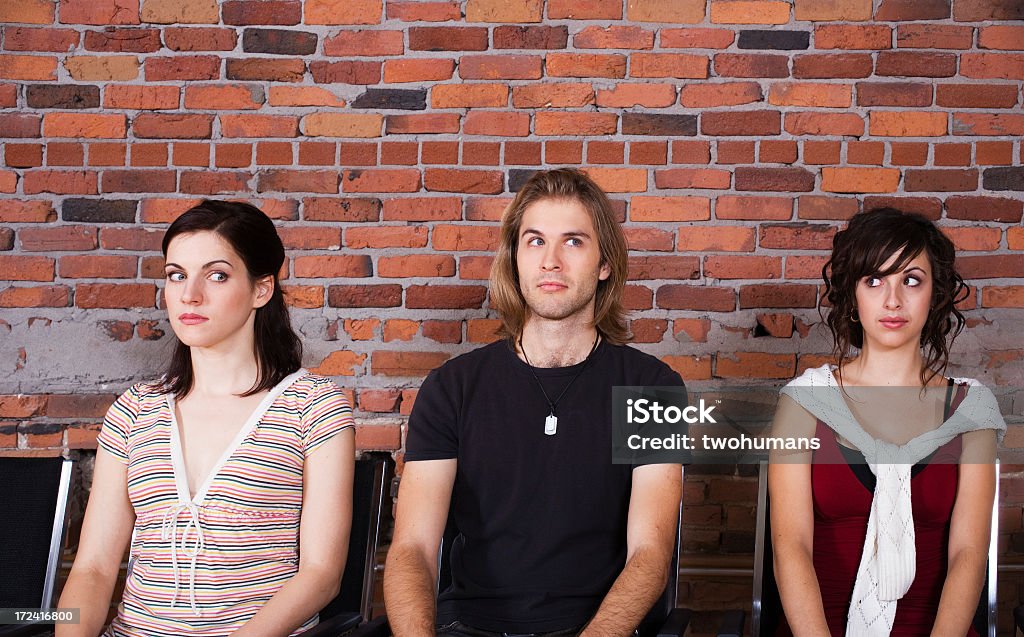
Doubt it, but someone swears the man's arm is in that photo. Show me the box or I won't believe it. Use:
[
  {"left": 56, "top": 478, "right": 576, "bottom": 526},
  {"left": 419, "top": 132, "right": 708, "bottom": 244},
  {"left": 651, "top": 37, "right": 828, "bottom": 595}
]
[
  {"left": 581, "top": 463, "right": 682, "bottom": 637},
  {"left": 384, "top": 459, "right": 457, "bottom": 637}
]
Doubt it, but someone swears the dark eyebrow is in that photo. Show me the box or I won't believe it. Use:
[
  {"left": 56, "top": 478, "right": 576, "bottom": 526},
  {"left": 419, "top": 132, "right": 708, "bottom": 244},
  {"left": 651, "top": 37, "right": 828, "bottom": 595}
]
[
  {"left": 903, "top": 266, "right": 927, "bottom": 275},
  {"left": 163, "top": 260, "right": 233, "bottom": 270},
  {"left": 520, "top": 228, "right": 592, "bottom": 240}
]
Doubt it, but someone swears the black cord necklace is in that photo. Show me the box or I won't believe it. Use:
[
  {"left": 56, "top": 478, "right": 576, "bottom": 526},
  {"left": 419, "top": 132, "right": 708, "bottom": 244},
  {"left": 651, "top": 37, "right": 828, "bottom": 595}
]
[{"left": 518, "top": 332, "right": 601, "bottom": 436}]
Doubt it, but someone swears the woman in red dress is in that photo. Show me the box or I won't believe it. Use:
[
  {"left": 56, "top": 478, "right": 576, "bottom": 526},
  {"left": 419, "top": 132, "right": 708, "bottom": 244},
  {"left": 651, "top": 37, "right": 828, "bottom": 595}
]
[{"left": 769, "top": 208, "right": 1002, "bottom": 636}]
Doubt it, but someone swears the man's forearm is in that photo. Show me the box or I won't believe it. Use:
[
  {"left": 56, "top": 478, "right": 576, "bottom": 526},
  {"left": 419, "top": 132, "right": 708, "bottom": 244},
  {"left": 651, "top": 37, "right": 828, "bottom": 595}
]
[
  {"left": 580, "top": 547, "right": 669, "bottom": 637},
  {"left": 384, "top": 545, "right": 440, "bottom": 637}
]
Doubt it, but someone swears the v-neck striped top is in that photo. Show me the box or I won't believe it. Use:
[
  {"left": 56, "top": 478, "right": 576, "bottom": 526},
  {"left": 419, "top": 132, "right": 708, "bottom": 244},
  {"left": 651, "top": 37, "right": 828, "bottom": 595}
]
[{"left": 97, "top": 370, "right": 354, "bottom": 637}]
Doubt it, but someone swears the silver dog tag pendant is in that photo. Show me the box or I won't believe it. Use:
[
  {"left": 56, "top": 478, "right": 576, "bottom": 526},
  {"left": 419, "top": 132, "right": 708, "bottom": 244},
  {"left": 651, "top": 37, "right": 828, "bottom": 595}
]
[{"left": 544, "top": 414, "right": 558, "bottom": 436}]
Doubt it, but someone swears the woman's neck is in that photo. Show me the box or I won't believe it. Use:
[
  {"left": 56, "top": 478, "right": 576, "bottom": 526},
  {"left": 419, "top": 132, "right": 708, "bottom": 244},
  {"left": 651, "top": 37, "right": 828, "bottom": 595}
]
[
  {"left": 188, "top": 338, "right": 261, "bottom": 397},
  {"left": 840, "top": 343, "right": 930, "bottom": 387}
]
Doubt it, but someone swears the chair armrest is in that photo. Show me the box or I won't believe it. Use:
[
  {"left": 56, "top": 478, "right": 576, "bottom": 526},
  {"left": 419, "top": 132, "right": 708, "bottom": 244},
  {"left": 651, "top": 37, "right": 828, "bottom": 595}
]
[
  {"left": 716, "top": 609, "right": 745, "bottom": 637},
  {"left": 301, "top": 611, "right": 364, "bottom": 637},
  {"left": 654, "top": 608, "right": 691, "bottom": 637},
  {"left": 1015, "top": 604, "right": 1024, "bottom": 634}
]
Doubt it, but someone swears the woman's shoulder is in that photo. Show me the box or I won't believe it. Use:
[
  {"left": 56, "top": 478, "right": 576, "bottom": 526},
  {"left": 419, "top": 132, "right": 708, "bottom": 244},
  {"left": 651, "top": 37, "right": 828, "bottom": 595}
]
[
  {"left": 283, "top": 371, "right": 351, "bottom": 405},
  {"left": 783, "top": 363, "right": 834, "bottom": 389}
]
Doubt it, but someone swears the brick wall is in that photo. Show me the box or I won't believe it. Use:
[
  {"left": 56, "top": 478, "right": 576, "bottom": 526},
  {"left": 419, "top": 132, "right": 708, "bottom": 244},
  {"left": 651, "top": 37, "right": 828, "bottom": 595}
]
[{"left": 1, "top": 0, "right": 1023, "bottom": 633}]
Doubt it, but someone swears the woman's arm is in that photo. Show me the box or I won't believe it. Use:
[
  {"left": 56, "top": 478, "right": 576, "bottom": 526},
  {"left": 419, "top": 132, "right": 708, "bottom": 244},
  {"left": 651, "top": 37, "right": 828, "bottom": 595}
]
[
  {"left": 768, "top": 395, "right": 832, "bottom": 637},
  {"left": 56, "top": 448, "right": 136, "bottom": 637},
  {"left": 930, "top": 429, "right": 997, "bottom": 637},
  {"left": 232, "top": 427, "right": 356, "bottom": 637}
]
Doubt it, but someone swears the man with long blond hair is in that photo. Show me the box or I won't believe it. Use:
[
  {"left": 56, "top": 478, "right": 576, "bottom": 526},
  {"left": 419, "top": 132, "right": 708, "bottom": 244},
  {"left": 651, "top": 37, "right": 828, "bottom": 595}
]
[{"left": 384, "top": 168, "right": 685, "bottom": 637}]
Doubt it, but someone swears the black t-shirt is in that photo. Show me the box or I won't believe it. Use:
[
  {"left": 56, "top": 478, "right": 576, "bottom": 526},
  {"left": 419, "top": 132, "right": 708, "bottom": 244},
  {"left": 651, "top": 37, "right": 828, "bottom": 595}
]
[{"left": 405, "top": 338, "right": 685, "bottom": 632}]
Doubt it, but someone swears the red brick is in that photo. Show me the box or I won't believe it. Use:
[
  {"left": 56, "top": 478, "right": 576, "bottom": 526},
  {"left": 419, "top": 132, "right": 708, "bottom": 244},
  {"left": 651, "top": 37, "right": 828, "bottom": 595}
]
[
  {"left": 661, "top": 28, "right": 735, "bottom": 48},
  {"left": 657, "top": 285, "right": 735, "bottom": 311},
  {"left": 904, "top": 169, "right": 978, "bottom": 192},
  {"left": 59, "top": 0, "right": 139, "bottom": 24},
  {"left": 0, "top": 255, "right": 56, "bottom": 281},
  {"left": 372, "top": 351, "right": 449, "bottom": 377},
  {"left": 896, "top": 24, "right": 972, "bottom": 49},
  {"left": 76, "top": 283, "right": 155, "bottom": 308},
  {"left": 281, "top": 285, "right": 323, "bottom": 309},
  {"left": 128, "top": 143, "right": 167, "bottom": 167},
  {"left": 303, "top": 198, "right": 380, "bottom": 222},
  {"left": 958, "top": 255, "right": 1024, "bottom": 280},
  {"left": 982, "top": 286, "right": 1024, "bottom": 308},
  {"left": 340, "top": 169, "right": 419, "bottom": 194},
  {"left": 870, "top": 111, "right": 947, "bottom": 136},
  {"left": 785, "top": 112, "right": 864, "bottom": 136},
  {"left": 268, "top": 86, "right": 345, "bottom": 108},
  {"left": 99, "top": 226, "right": 162, "bottom": 251},
  {"left": 629, "top": 141, "right": 668, "bottom": 165},
  {"left": 407, "top": 285, "right": 487, "bottom": 309},
  {"left": 293, "top": 255, "right": 372, "bottom": 278},
  {"left": 628, "top": 255, "right": 702, "bottom": 280},
  {"left": 975, "top": 141, "right": 1013, "bottom": 165},
  {"left": 179, "top": 171, "right": 249, "bottom": 194},
  {"left": 548, "top": 0, "right": 621, "bottom": 19},
  {"left": 820, "top": 167, "right": 899, "bottom": 193},
  {"left": 345, "top": 226, "right": 427, "bottom": 249},
  {"left": 545, "top": 140, "right": 584, "bottom": 164},
  {"left": 814, "top": 24, "right": 892, "bottom": 50},
  {"left": 143, "top": 0, "right": 219, "bottom": 24},
  {"left": 768, "top": 83, "right": 851, "bottom": 108},
  {"left": 702, "top": 110, "right": 780, "bottom": 136},
  {"left": 876, "top": 51, "right": 957, "bottom": 78},
  {"left": 432, "top": 84, "right": 507, "bottom": 108},
  {"left": 587, "top": 141, "right": 624, "bottom": 164},
  {"left": 420, "top": 141, "right": 457, "bottom": 164},
  {"left": 58, "top": 254, "right": 135, "bottom": 278},
  {"left": 955, "top": 113, "right": 1024, "bottom": 136},
  {"left": 759, "top": 140, "right": 798, "bottom": 163},
  {"left": 303, "top": 0, "right": 381, "bottom": 24},
  {"left": 0, "top": 201, "right": 55, "bottom": 223},
  {"left": 937, "top": 84, "right": 1018, "bottom": 108},
  {"left": 953, "top": 0, "right": 1024, "bottom": 21},
  {"left": 258, "top": 170, "right": 337, "bottom": 194},
  {"left": 631, "top": 53, "right": 708, "bottom": 79},
  {"left": 102, "top": 85, "right": 178, "bottom": 110},
  {"left": 739, "top": 283, "right": 816, "bottom": 308},
  {"left": 311, "top": 350, "right": 366, "bottom": 376},
  {"left": 705, "top": 255, "right": 781, "bottom": 280},
  {"left": 387, "top": 1, "right": 460, "bottom": 20},
  {"left": 535, "top": 112, "right": 617, "bottom": 136},
  {"left": 502, "top": 141, "right": 540, "bottom": 164},
  {"left": 463, "top": 112, "right": 530, "bottom": 137},
  {"left": 277, "top": 227, "right": 342, "bottom": 250},
  {"left": 716, "top": 352, "right": 795, "bottom": 379},
  {"left": 100, "top": 169, "right": 174, "bottom": 193},
  {"left": 424, "top": 169, "right": 503, "bottom": 194},
  {"left": 846, "top": 141, "right": 884, "bottom": 165},
  {"left": 876, "top": 0, "right": 950, "bottom": 20},
  {"left": 144, "top": 55, "right": 220, "bottom": 81},
  {"left": 409, "top": 26, "right": 488, "bottom": 51},
  {"left": 222, "top": 0, "right": 301, "bottom": 24},
  {"left": 0, "top": 84, "right": 15, "bottom": 107},
  {"left": 596, "top": 83, "right": 676, "bottom": 108},
  {"left": 630, "top": 196, "right": 711, "bottom": 221},
  {"left": 383, "top": 58, "right": 454, "bottom": 83},
  {"left": 583, "top": 167, "right": 647, "bottom": 193},
  {"left": 654, "top": 168, "right": 731, "bottom": 190},
  {"left": 459, "top": 255, "right": 494, "bottom": 279},
  {"left": 227, "top": 58, "right": 306, "bottom": 82},
  {"left": 44, "top": 113, "right": 126, "bottom": 139},
  {"left": 794, "top": 54, "right": 872, "bottom": 79},
  {"left": 512, "top": 83, "right": 595, "bottom": 108},
  {"left": 624, "top": 228, "right": 674, "bottom": 252},
  {"left": 164, "top": 27, "right": 237, "bottom": 51},
  {"left": 308, "top": 60, "right": 380, "bottom": 84},
  {"left": 4, "top": 27, "right": 79, "bottom": 51},
  {"left": 934, "top": 143, "right": 971, "bottom": 166},
  {"left": 676, "top": 83, "right": 761, "bottom": 109},
  {"left": 0, "top": 0, "right": 55, "bottom": 23},
  {"left": 378, "top": 255, "right": 455, "bottom": 278},
  {"left": 0, "top": 285, "right": 69, "bottom": 308},
  {"left": 323, "top": 30, "right": 402, "bottom": 56},
  {"left": 385, "top": 114, "right": 460, "bottom": 135},
  {"left": 887, "top": 142, "right": 926, "bottom": 166},
  {"left": 713, "top": 54, "right": 788, "bottom": 78},
  {"left": 23, "top": 170, "right": 98, "bottom": 195},
  {"left": 0, "top": 55, "right": 58, "bottom": 80},
  {"left": 6, "top": 144, "right": 43, "bottom": 168},
  {"left": 0, "top": 114, "right": 41, "bottom": 138},
  {"left": 855, "top": 82, "right": 933, "bottom": 107},
  {"left": 678, "top": 226, "right": 755, "bottom": 252},
  {"left": 863, "top": 196, "right": 942, "bottom": 219},
  {"left": 574, "top": 25, "right": 655, "bottom": 49},
  {"left": 961, "top": 54, "right": 1024, "bottom": 80},
  {"left": 547, "top": 53, "right": 627, "bottom": 78},
  {"left": 711, "top": 0, "right": 790, "bottom": 24},
  {"left": 220, "top": 114, "right": 298, "bottom": 138},
  {"left": 734, "top": 167, "right": 814, "bottom": 192},
  {"left": 459, "top": 55, "right": 541, "bottom": 80},
  {"left": 944, "top": 227, "right": 1001, "bottom": 252},
  {"left": 716, "top": 195, "right": 792, "bottom": 220},
  {"left": 979, "top": 26, "right": 1024, "bottom": 51},
  {"left": 49, "top": 142, "right": 86, "bottom": 166},
  {"left": 184, "top": 84, "right": 263, "bottom": 110}
]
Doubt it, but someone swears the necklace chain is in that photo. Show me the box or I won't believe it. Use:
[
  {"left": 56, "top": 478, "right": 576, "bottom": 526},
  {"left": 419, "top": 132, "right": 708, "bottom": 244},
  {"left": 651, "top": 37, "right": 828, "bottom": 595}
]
[{"left": 518, "top": 333, "right": 600, "bottom": 435}]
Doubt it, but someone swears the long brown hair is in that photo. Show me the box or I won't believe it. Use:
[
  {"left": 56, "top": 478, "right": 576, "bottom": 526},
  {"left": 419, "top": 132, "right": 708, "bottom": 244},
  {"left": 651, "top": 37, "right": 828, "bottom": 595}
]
[
  {"left": 489, "top": 168, "right": 630, "bottom": 344},
  {"left": 822, "top": 207, "right": 967, "bottom": 386},
  {"left": 160, "top": 200, "right": 302, "bottom": 397}
]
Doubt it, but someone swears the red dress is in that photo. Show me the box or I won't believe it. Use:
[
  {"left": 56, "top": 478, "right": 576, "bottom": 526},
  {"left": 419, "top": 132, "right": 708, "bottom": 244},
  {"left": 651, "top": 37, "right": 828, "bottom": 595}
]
[{"left": 777, "top": 387, "right": 979, "bottom": 637}]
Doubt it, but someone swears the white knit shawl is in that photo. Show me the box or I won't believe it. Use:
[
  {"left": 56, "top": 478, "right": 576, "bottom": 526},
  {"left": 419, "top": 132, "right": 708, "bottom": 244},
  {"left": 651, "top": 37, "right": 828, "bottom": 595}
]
[{"left": 780, "top": 364, "right": 1006, "bottom": 637}]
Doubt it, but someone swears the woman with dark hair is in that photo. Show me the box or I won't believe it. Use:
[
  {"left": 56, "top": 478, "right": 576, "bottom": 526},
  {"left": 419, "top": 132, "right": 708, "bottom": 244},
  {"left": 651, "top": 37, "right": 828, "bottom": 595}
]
[
  {"left": 59, "top": 200, "right": 355, "bottom": 637},
  {"left": 769, "top": 208, "right": 1004, "bottom": 636}
]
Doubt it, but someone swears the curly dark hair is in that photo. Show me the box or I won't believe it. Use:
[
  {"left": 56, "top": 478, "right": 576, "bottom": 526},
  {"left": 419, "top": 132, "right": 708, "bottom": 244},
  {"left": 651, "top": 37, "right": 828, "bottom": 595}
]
[{"left": 822, "top": 207, "right": 968, "bottom": 386}]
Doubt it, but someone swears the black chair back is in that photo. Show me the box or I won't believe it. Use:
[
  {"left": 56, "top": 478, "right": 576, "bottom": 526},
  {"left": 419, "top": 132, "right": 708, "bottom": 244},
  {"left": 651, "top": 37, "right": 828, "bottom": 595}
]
[
  {"left": 0, "top": 456, "right": 74, "bottom": 609},
  {"left": 318, "top": 454, "right": 392, "bottom": 625}
]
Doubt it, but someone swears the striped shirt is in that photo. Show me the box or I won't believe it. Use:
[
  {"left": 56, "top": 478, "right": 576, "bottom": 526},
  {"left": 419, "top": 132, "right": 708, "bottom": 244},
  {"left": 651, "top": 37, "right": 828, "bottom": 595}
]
[{"left": 97, "top": 369, "right": 354, "bottom": 637}]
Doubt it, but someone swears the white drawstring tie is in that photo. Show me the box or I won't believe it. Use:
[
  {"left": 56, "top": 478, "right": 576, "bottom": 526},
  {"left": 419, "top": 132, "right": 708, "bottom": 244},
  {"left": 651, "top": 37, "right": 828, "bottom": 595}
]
[{"left": 160, "top": 502, "right": 206, "bottom": 616}]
